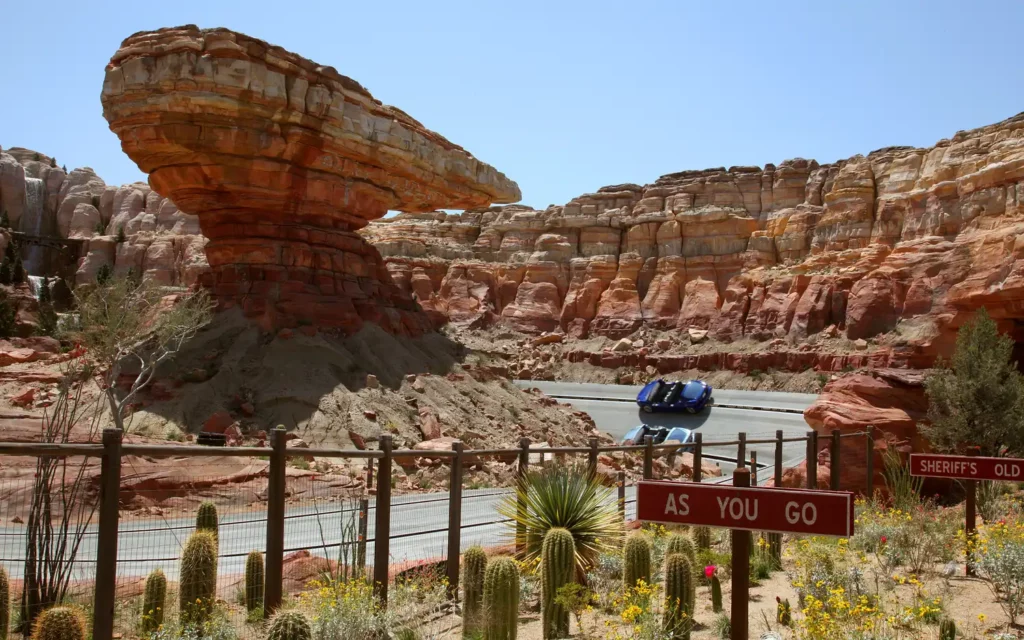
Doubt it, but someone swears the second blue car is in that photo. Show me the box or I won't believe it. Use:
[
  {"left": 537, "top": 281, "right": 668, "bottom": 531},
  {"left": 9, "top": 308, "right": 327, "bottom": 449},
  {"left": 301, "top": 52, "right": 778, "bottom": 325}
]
[{"left": 636, "top": 379, "right": 713, "bottom": 414}]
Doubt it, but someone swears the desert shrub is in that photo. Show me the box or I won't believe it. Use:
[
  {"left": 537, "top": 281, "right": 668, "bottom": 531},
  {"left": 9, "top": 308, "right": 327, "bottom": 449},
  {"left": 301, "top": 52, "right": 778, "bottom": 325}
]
[
  {"left": 295, "top": 579, "right": 393, "bottom": 640},
  {"left": 975, "top": 517, "right": 1024, "bottom": 624},
  {"left": 882, "top": 448, "right": 923, "bottom": 512},
  {"left": 853, "top": 500, "right": 960, "bottom": 576},
  {"left": 147, "top": 608, "right": 238, "bottom": 640}
]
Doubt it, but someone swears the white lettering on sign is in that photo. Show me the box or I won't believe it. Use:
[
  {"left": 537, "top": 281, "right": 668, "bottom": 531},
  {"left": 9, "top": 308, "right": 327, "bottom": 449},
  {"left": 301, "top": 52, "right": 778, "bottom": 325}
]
[
  {"left": 716, "top": 496, "right": 758, "bottom": 521},
  {"left": 920, "top": 459, "right": 978, "bottom": 476},
  {"left": 785, "top": 501, "right": 818, "bottom": 526},
  {"left": 664, "top": 492, "right": 690, "bottom": 516},
  {"left": 995, "top": 463, "right": 1021, "bottom": 478}
]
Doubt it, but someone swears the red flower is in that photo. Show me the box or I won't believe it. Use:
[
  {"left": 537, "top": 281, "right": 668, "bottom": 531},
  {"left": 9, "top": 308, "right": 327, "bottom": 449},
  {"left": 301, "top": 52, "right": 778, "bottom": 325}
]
[
  {"left": 880, "top": 535, "right": 887, "bottom": 545},
  {"left": 704, "top": 565, "right": 716, "bottom": 578}
]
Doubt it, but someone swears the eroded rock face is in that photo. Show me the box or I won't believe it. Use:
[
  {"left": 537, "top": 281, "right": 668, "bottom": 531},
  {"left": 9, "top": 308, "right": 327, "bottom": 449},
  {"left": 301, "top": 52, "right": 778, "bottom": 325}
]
[
  {"left": 101, "top": 25, "right": 519, "bottom": 333},
  {"left": 364, "top": 112, "right": 1024, "bottom": 360}
]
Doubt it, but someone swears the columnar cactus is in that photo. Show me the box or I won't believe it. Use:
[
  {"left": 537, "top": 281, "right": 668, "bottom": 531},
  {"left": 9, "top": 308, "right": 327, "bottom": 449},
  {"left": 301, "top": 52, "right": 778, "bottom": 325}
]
[
  {"left": 663, "top": 554, "right": 693, "bottom": 640},
  {"left": 710, "top": 574, "right": 722, "bottom": 613},
  {"left": 30, "top": 607, "right": 86, "bottom": 640},
  {"left": 463, "top": 545, "right": 488, "bottom": 635},
  {"left": 665, "top": 533, "right": 697, "bottom": 607},
  {"left": 179, "top": 530, "right": 218, "bottom": 626},
  {"left": 623, "top": 533, "right": 652, "bottom": 589},
  {"left": 141, "top": 569, "right": 167, "bottom": 632},
  {"left": 196, "top": 501, "right": 219, "bottom": 539},
  {"left": 541, "top": 528, "right": 574, "bottom": 639},
  {"left": 245, "top": 551, "right": 265, "bottom": 614},
  {"left": 266, "top": 611, "right": 313, "bottom": 640},
  {"left": 939, "top": 617, "right": 956, "bottom": 640},
  {"left": 0, "top": 566, "right": 9, "bottom": 640},
  {"left": 692, "top": 526, "right": 712, "bottom": 550},
  {"left": 483, "top": 556, "right": 519, "bottom": 640}
]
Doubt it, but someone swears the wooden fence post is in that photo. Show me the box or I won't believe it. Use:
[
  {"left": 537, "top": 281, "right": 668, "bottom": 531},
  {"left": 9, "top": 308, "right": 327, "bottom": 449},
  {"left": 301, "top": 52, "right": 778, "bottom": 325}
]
[
  {"left": 966, "top": 446, "right": 980, "bottom": 577},
  {"left": 737, "top": 431, "right": 747, "bottom": 469},
  {"left": 806, "top": 431, "right": 818, "bottom": 489},
  {"left": 92, "top": 428, "right": 122, "bottom": 640},
  {"left": 750, "top": 450, "right": 758, "bottom": 486},
  {"left": 731, "top": 467, "right": 751, "bottom": 640},
  {"left": 643, "top": 435, "right": 654, "bottom": 480},
  {"left": 517, "top": 438, "right": 530, "bottom": 556},
  {"left": 264, "top": 426, "right": 287, "bottom": 617},
  {"left": 618, "top": 471, "right": 626, "bottom": 519},
  {"left": 865, "top": 425, "right": 875, "bottom": 498},
  {"left": 830, "top": 429, "right": 841, "bottom": 491},
  {"left": 769, "top": 430, "right": 784, "bottom": 565},
  {"left": 446, "top": 440, "right": 464, "bottom": 599},
  {"left": 374, "top": 434, "right": 393, "bottom": 605},
  {"left": 588, "top": 436, "right": 599, "bottom": 477},
  {"left": 691, "top": 432, "right": 703, "bottom": 483}
]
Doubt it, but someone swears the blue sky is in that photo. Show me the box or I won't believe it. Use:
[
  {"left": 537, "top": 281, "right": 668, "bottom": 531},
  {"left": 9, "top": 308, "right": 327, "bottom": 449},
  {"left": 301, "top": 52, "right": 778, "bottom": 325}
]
[{"left": 2, "top": 0, "right": 1023, "bottom": 210}]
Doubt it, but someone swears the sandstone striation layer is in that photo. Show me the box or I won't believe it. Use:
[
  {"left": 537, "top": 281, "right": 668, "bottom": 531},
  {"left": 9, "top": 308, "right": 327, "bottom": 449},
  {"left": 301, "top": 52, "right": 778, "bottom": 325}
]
[
  {"left": 365, "top": 113, "right": 1024, "bottom": 360},
  {"left": 101, "top": 25, "right": 519, "bottom": 333}
]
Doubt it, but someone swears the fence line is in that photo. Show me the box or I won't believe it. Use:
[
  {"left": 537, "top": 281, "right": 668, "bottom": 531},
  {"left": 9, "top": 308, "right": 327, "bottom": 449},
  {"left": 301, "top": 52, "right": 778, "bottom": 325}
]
[{"left": 0, "top": 424, "right": 880, "bottom": 640}]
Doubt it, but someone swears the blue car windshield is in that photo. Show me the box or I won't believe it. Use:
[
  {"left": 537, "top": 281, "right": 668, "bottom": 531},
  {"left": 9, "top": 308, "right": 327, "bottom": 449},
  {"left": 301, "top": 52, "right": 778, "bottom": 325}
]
[{"left": 681, "top": 381, "right": 704, "bottom": 400}]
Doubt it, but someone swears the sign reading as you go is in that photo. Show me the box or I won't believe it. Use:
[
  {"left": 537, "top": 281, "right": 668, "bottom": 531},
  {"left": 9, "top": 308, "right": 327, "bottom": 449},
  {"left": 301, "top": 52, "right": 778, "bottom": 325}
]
[
  {"left": 636, "top": 480, "right": 855, "bottom": 537},
  {"left": 910, "top": 453, "right": 1024, "bottom": 482}
]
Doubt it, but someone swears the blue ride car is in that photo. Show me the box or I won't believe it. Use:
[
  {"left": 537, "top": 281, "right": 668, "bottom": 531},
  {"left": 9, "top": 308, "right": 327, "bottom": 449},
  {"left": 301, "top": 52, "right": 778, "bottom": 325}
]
[{"left": 636, "top": 379, "right": 713, "bottom": 414}]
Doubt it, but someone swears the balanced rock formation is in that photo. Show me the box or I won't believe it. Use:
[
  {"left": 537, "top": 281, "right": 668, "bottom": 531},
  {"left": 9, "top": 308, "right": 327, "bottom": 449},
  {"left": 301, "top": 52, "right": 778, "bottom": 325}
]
[
  {"left": 365, "top": 113, "right": 1024, "bottom": 361},
  {"left": 101, "top": 25, "right": 519, "bottom": 333}
]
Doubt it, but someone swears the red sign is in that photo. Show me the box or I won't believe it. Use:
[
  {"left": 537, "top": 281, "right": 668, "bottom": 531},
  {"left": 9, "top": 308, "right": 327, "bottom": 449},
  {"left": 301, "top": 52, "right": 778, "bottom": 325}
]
[
  {"left": 910, "top": 453, "right": 1024, "bottom": 482},
  {"left": 637, "top": 480, "right": 855, "bottom": 537}
]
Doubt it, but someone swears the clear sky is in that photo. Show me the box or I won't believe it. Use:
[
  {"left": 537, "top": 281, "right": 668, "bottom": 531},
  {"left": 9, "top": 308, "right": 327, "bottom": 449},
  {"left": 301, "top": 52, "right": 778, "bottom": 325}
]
[{"left": 2, "top": 0, "right": 1023, "bottom": 210}]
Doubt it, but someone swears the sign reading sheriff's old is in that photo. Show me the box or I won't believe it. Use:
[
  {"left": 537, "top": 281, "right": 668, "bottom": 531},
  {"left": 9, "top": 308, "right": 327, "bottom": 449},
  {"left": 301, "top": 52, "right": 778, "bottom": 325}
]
[
  {"left": 910, "top": 453, "right": 1024, "bottom": 482},
  {"left": 636, "top": 480, "right": 855, "bottom": 537}
]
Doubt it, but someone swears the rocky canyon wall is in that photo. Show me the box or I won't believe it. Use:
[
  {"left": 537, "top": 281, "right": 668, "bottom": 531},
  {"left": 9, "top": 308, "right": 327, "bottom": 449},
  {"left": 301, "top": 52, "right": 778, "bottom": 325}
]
[
  {"left": 0, "top": 146, "right": 208, "bottom": 287},
  {"left": 364, "top": 112, "right": 1024, "bottom": 361}
]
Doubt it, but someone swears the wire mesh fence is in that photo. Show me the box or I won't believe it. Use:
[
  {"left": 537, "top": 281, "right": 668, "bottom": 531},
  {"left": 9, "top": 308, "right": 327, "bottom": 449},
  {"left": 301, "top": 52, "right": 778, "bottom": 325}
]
[{"left": 0, "top": 424, "right": 879, "bottom": 640}]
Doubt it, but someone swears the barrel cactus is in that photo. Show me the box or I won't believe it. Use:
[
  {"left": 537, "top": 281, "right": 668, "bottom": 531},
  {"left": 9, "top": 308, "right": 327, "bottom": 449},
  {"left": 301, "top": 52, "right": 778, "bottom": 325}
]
[
  {"left": 483, "top": 556, "right": 519, "bottom": 640},
  {"left": 30, "top": 607, "right": 86, "bottom": 640},
  {"left": 663, "top": 554, "right": 693, "bottom": 640},
  {"left": 541, "top": 527, "right": 574, "bottom": 639},
  {"left": 463, "top": 545, "right": 488, "bottom": 634},
  {"left": 692, "top": 526, "right": 712, "bottom": 550},
  {"left": 179, "top": 530, "right": 218, "bottom": 626},
  {"left": 623, "top": 533, "right": 652, "bottom": 589},
  {"left": 0, "top": 566, "right": 9, "bottom": 640},
  {"left": 710, "top": 573, "right": 722, "bottom": 613},
  {"left": 665, "top": 533, "right": 698, "bottom": 605},
  {"left": 939, "top": 617, "right": 956, "bottom": 640},
  {"left": 141, "top": 568, "right": 167, "bottom": 632},
  {"left": 245, "top": 551, "right": 265, "bottom": 614},
  {"left": 266, "top": 611, "right": 312, "bottom": 640},
  {"left": 196, "top": 501, "right": 219, "bottom": 538}
]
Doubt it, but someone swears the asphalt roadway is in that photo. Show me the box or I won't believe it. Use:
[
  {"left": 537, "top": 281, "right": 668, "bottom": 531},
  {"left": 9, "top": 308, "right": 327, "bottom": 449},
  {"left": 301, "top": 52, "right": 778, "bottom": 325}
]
[{"left": 0, "top": 383, "right": 816, "bottom": 579}]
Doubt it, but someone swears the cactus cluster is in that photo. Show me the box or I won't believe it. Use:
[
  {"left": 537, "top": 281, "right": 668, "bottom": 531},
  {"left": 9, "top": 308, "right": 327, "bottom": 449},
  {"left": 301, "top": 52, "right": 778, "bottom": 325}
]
[
  {"left": 30, "top": 607, "right": 86, "bottom": 640},
  {"left": 142, "top": 569, "right": 167, "bottom": 632},
  {"left": 196, "top": 501, "right": 219, "bottom": 538},
  {"left": 266, "top": 611, "right": 312, "bottom": 640},
  {"left": 180, "top": 530, "right": 219, "bottom": 626},
  {"left": 463, "top": 545, "right": 488, "bottom": 635},
  {"left": 663, "top": 554, "right": 693, "bottom": 640},
  {"left": 939, "top": 617, "right": 956, "bottom": 640},
  {"left": 623, "top": 533, "right": 652, "bottom": 589},
  {"left": 483, "top": 557, "right": 519, "bottom": 640},
  {"left": 541, "top": 528, "right": 574, "bottom": 639},
  {"left": 0, "top": 566, "right": 9, "bottom": 640},
  {"left": 245, "top": 551, "right": 265, "bottom": 614},
  {"left": 692, "top": 526, "right": 712, "bottom": 550}
]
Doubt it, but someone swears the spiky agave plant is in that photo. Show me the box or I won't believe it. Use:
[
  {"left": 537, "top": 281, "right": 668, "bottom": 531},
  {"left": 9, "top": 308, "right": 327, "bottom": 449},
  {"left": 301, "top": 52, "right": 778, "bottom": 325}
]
[{"left": 497, "top": 462, "right": 622, "bottom": 574}]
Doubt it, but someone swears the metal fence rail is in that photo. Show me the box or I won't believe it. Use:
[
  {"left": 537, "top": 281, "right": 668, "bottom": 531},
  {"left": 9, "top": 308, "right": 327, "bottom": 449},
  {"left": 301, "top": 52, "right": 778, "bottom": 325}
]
[{"left": 0, "top": 424, "right": 880, "bottom": 640}]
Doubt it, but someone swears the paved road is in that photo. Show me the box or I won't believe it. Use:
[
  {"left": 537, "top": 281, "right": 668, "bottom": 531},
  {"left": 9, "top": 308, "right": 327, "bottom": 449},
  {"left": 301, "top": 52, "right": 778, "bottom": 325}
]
[
  {"left": 515, "top": 380, "right": 817, "bottom": 413},
  {"left": 0, "top": 384, "right": 815, "bottom": 579}
]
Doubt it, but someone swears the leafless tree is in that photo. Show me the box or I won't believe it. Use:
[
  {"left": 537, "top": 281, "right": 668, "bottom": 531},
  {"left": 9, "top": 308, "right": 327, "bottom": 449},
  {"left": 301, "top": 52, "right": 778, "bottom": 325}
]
[{"left": 74, "top": 276, "right": 213, "bottom": 432}]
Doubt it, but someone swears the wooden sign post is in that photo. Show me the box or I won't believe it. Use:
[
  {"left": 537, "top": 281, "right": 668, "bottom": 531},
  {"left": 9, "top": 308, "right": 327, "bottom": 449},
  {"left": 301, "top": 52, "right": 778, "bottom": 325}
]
[
  {"left": 637, "top": 476, "right": 855, "bottom": 639},
  {"left": 910, "top": 450, "right": 1024, "bottom": 576}
]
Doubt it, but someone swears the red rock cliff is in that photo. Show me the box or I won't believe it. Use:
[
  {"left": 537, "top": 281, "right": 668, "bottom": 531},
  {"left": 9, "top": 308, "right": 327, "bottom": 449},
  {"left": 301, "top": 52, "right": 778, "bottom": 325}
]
[{"left": 363, "top": 113, "right": 1024, "bottom": 359}]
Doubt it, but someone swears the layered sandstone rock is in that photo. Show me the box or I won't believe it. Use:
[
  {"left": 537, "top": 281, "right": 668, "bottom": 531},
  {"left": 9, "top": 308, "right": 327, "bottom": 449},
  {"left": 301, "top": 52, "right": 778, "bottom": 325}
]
[
  {"left": 101, "top": 25, "right": 519, "bottom": 333},
  {"left": 365, "top": 112, "right": 1024, "bottom": 360}
]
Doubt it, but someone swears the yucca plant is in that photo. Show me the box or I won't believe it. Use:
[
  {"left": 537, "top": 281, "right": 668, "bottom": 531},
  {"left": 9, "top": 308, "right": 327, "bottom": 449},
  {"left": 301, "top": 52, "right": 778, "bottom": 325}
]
[{"left": 497, "top": 462, "right": 622, "bottom": 574}]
